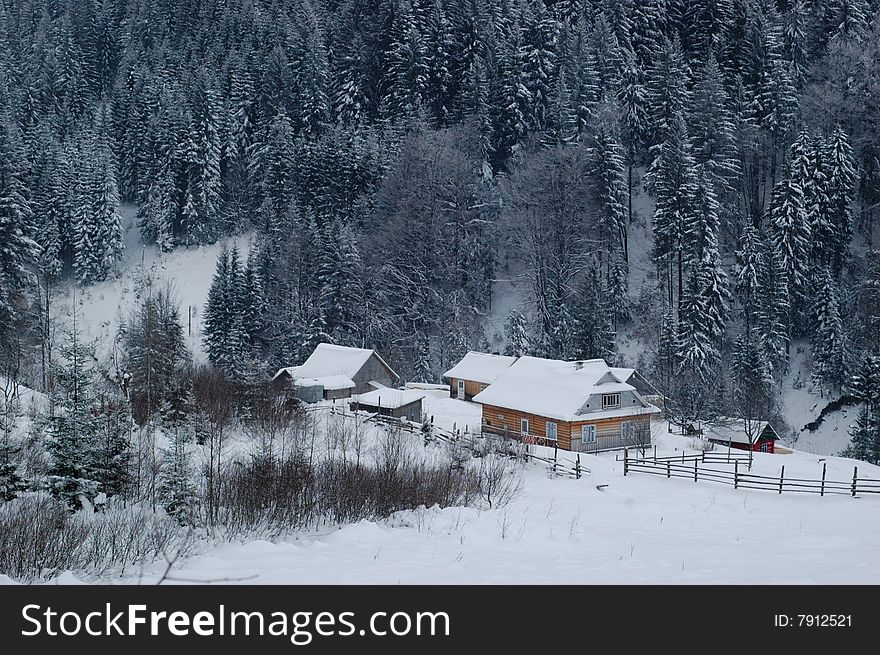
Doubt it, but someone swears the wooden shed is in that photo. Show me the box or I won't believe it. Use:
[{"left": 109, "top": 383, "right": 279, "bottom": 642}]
[
  {"left": 291, "top": 375, "right": 356, "bottom": 402},
  {"left": 704, "top": 420, "right": 779, "bottom": 453},
  {"left": 350, "top": 389, "right": 425, "bottom": 422},
  {"left": 272, "top": 343, "right": 400, "bottom": 398}
]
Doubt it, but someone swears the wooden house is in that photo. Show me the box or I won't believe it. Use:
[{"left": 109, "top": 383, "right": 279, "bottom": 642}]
[
  {"left": 443, "top": 352, "right": 518, "bottom": 401},
  {"left": 350, "top": 388, "right": 424, "bottom": 422},
  {"left": 704, "top": 420, "right": 779, "bottom": 453},
  {"left": 472, "top": 356, "right": 661, "bottom": 452},
  {"left": 272, "top": 343, "right": 400, "bottom": 399}
]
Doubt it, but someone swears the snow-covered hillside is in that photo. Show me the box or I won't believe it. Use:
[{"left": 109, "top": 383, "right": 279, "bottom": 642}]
[
  {"left": 54, "top": 206, "right": 253, "bottom": 363},
  {"left": 62, "top": 184, "right": 862, "bottom": 457},
  {"left": 8, "top": 391, "right": 876, "bottom": 585}
]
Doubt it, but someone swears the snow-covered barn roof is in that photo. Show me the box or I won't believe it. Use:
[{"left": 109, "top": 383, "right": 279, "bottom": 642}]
[
  {"left": 472, "top": 356, "right": 660, "bottom": 422},
  {"left": 704, "top": 420, "right": 779, "bottom": 445},
  {"left": 353, "top": 388, "right": 424, "bottom": 409},
  {"left": 443, "top": 351, "right": 518, "bottom": 384},
  {"left": 292, "top": 375, "right": 355, "bottom": 391},
  {"left": 272, "top": 343, "right": 398, "bottom": 382}
]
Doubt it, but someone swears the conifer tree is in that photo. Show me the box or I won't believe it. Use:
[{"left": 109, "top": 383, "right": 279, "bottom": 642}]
[
  {"left": 811, "top": 267, "right": 847, "bottom": 392},
  {"left": 769, "top": 162, "right": 811, "bottom": 319},
  {"left": 503, "top": 309, "right": 530, "bottom": 357},
  {"left": 570, "top": 265, "right": 617, "bottom": 362}
]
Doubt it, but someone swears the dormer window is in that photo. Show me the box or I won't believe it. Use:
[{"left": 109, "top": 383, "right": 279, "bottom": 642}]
[{"left": 602, "top": 393, "right": 621, "bottom": 409}]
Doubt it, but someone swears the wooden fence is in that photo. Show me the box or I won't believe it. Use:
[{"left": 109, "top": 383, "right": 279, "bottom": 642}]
[
  {"left": 321, "top": 405, "right": 589, "bottom": 480},
  {"left": 623, "top": 449, "right": 880, "bottom": 497}
]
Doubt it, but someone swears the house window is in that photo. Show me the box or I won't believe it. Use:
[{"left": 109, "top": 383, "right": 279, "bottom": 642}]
[
  {"left": 479, "top": 384, "right": 487, "bottom": 392},
  {"left": 457, "top": 380, "right": 465, "bottom": 399},
  {"left": 760, "top": 442, "right": 770, "bottom": 453},
  {"left": 621, "top": 421, "right": 635, "bottom": 440},
  {"left": 581, "top": 424, "right": 596, "bottom": 444},
  {"left": 602, "top": 393, "right": 621, "bottom": 409},
  {"left": 520, "top": 418, "right": 529, "bottom": 434},
  {"left": 545, "top": 422, "right": 558, "bottom": 442}
]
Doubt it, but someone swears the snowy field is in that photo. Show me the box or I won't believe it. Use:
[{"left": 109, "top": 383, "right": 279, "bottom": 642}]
[
  {"left": 5, "top": 390, "right": 876, "bottom": 586},
  {"left": 53, "top": 207, "right": 253, "bottom": 363}
]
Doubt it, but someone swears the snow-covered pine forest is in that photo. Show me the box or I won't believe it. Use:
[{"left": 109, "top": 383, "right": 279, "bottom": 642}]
[{"left": 0, "top": 0, "right": 879, "bottom": 582}]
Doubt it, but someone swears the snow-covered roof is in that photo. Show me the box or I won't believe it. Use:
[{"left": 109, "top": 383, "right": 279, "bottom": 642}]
[
  {"left": 293, "top": 375, "right": 355, "bottom": 391},
  {"left": 443, "top": 351, "right": 518, "bottom": 384},
  {"left": 472, "top": 356, "right": 659, "bottom": 422},
  {"left": 353, "top": 388, "right": 425, "bottom": 409},
  {"left": 273, "top": 343, "right": 398, "bottom": 382},
  {"left": 610, "top": 367, "right": 635, "bottom": 380},
  {"left": 704, "top": 420, "right": 778, "bottom": 445}
]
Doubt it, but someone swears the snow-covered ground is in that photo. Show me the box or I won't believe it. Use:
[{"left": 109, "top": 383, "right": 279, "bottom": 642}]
[
  {"left": 54, "top": 206, "right": 254, "bottom": 362},
  {"left": 6, "top": 391, "right": 876, "bottom": 586}
]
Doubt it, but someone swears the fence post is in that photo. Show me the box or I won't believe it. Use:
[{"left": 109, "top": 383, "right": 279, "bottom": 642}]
[
  {"left": 681, "top": 450, "right": 685, "bottom": 464},
  {"left": 666, "top": 461, "right": 671, "bottom": 479},
  {"left": 734, "top": 460, "right": 738, "bottom": 490},
  {"left": 749, "top": 449, "right": 753, "bottom": 471},
  {"left": 702, "top": 450, "right": 706, "bottom": 463},
  {"left": 694, "top": 458, "right": 698, "bottom": 482},
  {"left": 576, "top": 454, "right": 581, "bottom": 480},
  {"left": 820, "top": 463, "right": 827, "bottom": 497},
  {"left": 623, "top": 448, "right": 628, "bottom": 476},
  {"left": 653, "top": 445, "right": 657, "bottom": 461},
  {"left": 778, "top": 465, "right": 785, "bottom": 494},
  {"left": 852, "top": 466, "right": 858, "bottom": 497}
]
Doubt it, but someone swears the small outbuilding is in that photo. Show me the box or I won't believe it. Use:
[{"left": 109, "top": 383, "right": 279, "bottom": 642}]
[
  {"left": 350, "top": 388, "right": 425, "bottom": 423},
  {"left": 272, "top": 343, "right": 400, "bottom": 398},
  {"left": 292, "top": 375, "right": 356, "bottom": 402},
  {"left": 704, "top": 420, "right": 779, "bottom": 453}
]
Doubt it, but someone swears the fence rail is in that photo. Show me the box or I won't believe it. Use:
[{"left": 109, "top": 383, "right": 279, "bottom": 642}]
[
  {"left": 321, "top": 405, "right": 589, "bottom": 480},
  {"left": 623, "top": 449, "right": 878, "bottom": 497}
]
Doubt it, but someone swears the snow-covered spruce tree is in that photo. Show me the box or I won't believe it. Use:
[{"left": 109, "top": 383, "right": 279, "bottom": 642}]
[
  {"left": 240, "top": 248, "right": 267, "bottom": 359},
  {"left": 644, "top": 35, "right": 690, "bottom": 152},
  {"left": 182, "top": 73, "right": 224, "bottom": 244},
  {"left": 687, "top": 55, "right": 739, "bottom": 214},
  {"left": 72, "top": 123, "right": 124, "bottom": 285},
  {"left": 289, "top": 3, "right": 330, "bottom": 136},
  {"left": 425, "top": 0, "right": 457, "bottom": 128},
  {"left": 45, "top": 327, "right": 102, "bottom": 510},
  {"left": 735, "top": 223, "right": 762, "bottom": 329},
  {"left": 317, "top": 218, "right": 365, "bottom": 344},
  {"left": 159, "top": 424, "right": 196, "bottom": 524},
  {"left": 570, "top": 264, "right": 616, "bottom": 362},
  {"left": 589, "top": 122, "right": 629, "bottom": 264},
  {"left": 769, "top": 161, "right": 811, "bottom": 326},
  {"left": 842, "top": 354, "right": 880, "bottom": 464},
  {"left": 810, "top": 267, "right": 847, "bottom": 393},
  {"left": 754, "top": 242, "right": 791, "bottom": 376},
  {"left": 412, "top": 332, "right": 434, "bottom": 384},
  {"left": 0, "top": 118, "right": 38, "bottom": 348},
  {"left": 517, "top": 0, "right": 557, "bottom": 133},
  {"left": 251, "top": 112, "right": 297, "bottom": 234},
  {"left": 825, "top": 126, "right": 857, "bottom": 274},
  {"left": 617, "top": 48, "right": 649, "bottom": 220},
  {"left": 203, "top": 247, "right": 245, "bottom": 378},
  {"left": 676, "top": 267, "right": 720, "bottom": 382},
  {"left": 503, "top": 309, "right": 530, "bottom": 357},
  {"left": 122, "top": 282, "right": 191, "bottom": 425},
  {"left": 384, "top": 0, "right": 430, "bottom": 120},
  {"left": 646, "top": 113, "right": 697, "bottom": 307},
  {"left": 653, "top": 299, "right": 678, "bottom": 390}
]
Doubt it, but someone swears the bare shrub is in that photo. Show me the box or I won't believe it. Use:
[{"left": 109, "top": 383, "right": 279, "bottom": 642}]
[{"left": 0, "top": 494, "right": 190, "bottom": 582}]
